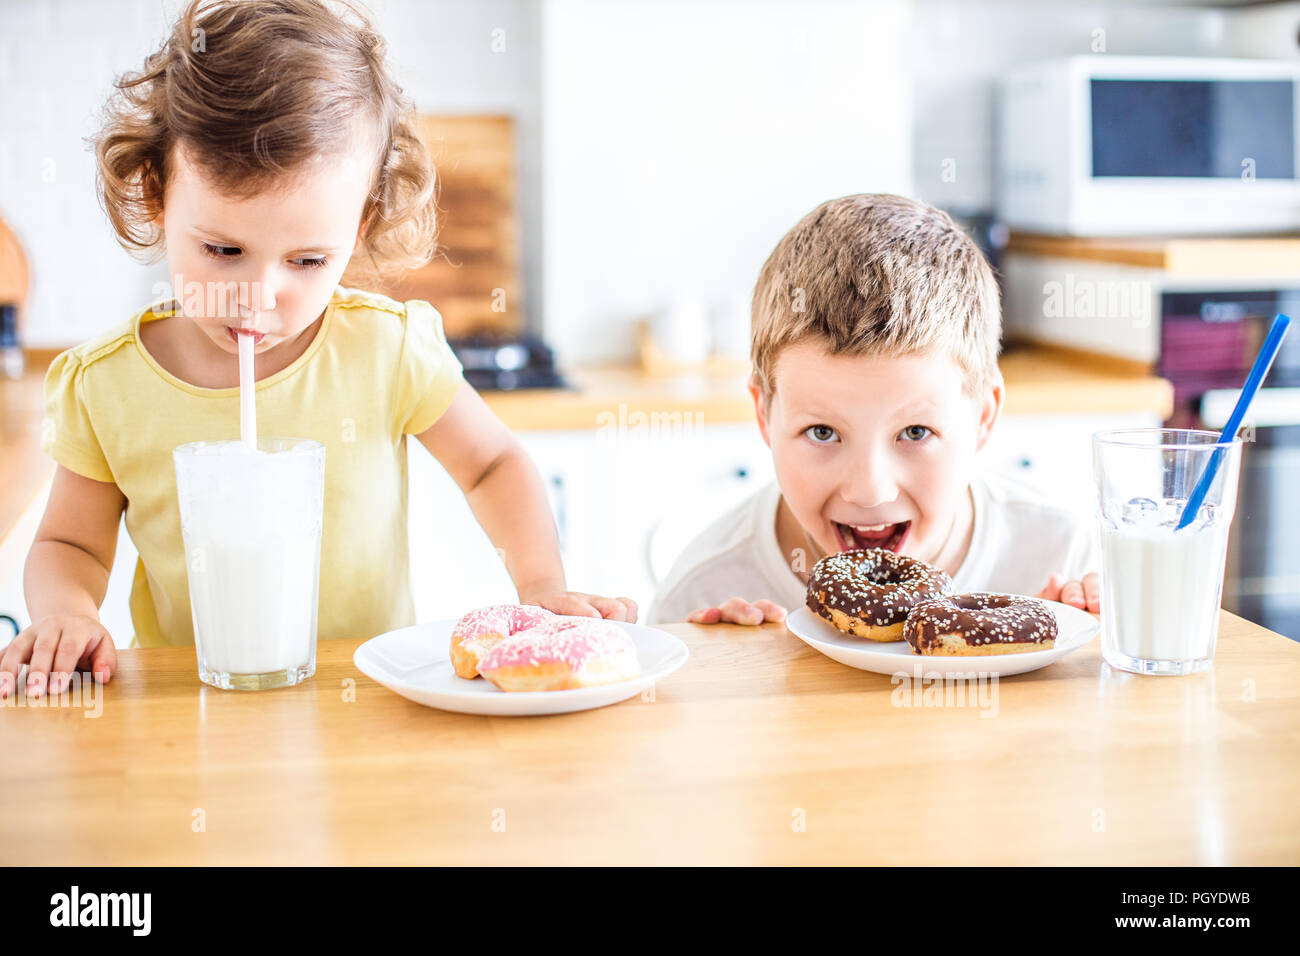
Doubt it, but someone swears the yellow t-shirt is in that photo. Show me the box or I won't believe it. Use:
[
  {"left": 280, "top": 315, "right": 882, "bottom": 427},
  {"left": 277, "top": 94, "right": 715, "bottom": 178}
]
[{"left": 40, "top": 285, "right": 464, "bottom": 649}]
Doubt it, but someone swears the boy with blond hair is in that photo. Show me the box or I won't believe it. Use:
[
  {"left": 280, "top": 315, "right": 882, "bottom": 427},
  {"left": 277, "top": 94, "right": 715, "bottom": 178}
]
[{"left": 648, "top": 194, "right": 1100, "bottom": 626}]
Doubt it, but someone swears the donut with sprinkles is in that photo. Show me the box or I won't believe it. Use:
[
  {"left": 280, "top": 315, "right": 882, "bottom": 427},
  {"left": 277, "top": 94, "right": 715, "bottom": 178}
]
[
  {"left": 450, "top": 603, "right": 556, "bottom": 678},
  {"left": 477, "top": 617, "right": 641, "bottom": 692},
  {"left": 806, "top": 548, "right": 953, "bottom": 641},
  {"left": 903, "top": 592, "right": 1058, "bottom": 656}
]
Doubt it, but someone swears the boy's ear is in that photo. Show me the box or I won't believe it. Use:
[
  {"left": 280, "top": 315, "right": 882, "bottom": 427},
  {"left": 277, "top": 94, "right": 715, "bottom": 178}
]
[
  {"left": 974, "top": 372, "right": 1005, "bottom": 452},
  {"left": 747, "top": 373, "right": 773, "bottom": 448}
]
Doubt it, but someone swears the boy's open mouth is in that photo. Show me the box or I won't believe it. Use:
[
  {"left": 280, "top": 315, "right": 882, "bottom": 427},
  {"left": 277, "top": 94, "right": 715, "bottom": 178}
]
[{"left": 833, "top": 520, "right": 910, "bottom": 553}]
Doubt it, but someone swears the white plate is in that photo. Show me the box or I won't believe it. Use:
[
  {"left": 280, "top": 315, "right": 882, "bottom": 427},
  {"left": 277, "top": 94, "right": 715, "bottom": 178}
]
[
  {"left": 785, "top": 599, "right": 1099, "bottom": 678},
  {"left": 352, "top": 618, "right": 690, "bottom": 716}
]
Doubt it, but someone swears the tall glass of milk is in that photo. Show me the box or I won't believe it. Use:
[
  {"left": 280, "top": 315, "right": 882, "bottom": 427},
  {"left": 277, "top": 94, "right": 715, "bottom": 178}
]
[
  {"left": 174, "top": 438, "right": 326, "bottom": 690},
  {"left": 1093, "top": 429, "right": 1242, "bottom": 676}
]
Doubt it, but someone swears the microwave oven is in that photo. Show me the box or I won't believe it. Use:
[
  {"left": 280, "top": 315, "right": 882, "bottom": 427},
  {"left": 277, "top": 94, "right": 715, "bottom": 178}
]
[{"left": 996, "top": 56, "right": 1300, "bottom": 236}]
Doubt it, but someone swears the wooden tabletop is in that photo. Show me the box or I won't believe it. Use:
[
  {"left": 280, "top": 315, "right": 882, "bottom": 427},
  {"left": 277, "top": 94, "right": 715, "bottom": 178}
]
[{"left": 1, "top": 610, "right": 1296, "bottom": 865}]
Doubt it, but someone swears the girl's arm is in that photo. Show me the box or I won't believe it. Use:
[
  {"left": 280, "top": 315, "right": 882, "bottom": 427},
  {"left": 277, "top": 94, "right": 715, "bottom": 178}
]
[
  {"left": 1, "top": 466, "right": 124, "bottom": 698},
  {"left": 414, "top": 381, "right": 637, "bottom": 622}
]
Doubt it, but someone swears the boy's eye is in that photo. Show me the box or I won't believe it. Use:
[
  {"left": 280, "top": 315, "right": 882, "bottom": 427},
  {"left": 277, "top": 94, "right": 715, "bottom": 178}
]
[
  {"left": 900, "top": 425, "right": 932, "bottom": 442},
  {"left": 291, "top": 257, "right": 328, "bottom": 270},
  {"left": 201, "top": 242, "right": 241, "bottom": 259},
  {"left": 804, "top": 424, "right": 839, "bottom": 444}
]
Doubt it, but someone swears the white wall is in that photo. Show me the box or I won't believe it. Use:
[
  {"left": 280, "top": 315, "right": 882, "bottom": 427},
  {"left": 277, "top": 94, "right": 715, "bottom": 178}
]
[
  {"left": 0, "top": 0, "right": 170, "bottom": 349},
  {"left": 7, "top": 0, "right": 1296, "bottom": 354},
  {"left": 1221, "top": 1, "right": 1300, "bottom": 60},
  {"left": 909, "top": 0, "right": 1245, "bottom": 215},
  {"left": 539, "top": 0, "right": 915, "bottom": 365}
]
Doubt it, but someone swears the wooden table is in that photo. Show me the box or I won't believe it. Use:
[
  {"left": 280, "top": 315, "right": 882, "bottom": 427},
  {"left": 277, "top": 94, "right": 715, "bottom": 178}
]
[{"left": 2, "top": 612, "right": 1296, "bottom": 865}]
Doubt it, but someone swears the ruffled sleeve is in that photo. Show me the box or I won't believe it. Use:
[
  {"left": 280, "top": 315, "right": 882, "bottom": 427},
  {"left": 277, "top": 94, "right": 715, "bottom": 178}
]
[
  {"left": 394, "top": 299, "right": 464, "bottom": 436},
  {"left": 41, "top": 349, "right": 114, "bottom": 482}
]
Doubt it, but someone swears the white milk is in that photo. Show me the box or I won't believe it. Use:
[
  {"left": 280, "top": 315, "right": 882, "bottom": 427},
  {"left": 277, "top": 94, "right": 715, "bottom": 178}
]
[
  {"left": 185, "top": 533, "right": 321, "bottom": 675},
  {"left": 175, "top": 440, "right": 324, "bottom": 679},
  {"left": 1100, "top": 501, "right": 1231, "bottom": 664}
]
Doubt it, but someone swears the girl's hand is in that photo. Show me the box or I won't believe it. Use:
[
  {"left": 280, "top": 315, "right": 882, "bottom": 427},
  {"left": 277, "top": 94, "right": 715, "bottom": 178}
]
[
  {"left": 687, "top": 598, "right": 787, "bottom": 626},
  {"left": 1036, "top": 572, "right": 1101, "bottom": 616},
  {"left": 523, "top": 591, "right": 638, "bottom": 623},
  {"left": 0, "top": 614, "right": 117, "bottom": 699}
]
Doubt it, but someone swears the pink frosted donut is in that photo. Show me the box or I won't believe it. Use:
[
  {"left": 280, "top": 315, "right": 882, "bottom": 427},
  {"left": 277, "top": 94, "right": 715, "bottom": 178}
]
[
  {"left": 477, "top": 617, "right": 641, "bottom": 692},
  {"left": 450, "top": 604, "right": 556, "bottom": 679}
]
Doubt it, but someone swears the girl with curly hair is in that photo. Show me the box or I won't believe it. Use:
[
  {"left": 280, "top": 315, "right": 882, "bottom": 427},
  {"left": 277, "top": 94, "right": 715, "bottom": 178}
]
[{"left": 4, "top": 0, "right": 635, "bottom": 698}]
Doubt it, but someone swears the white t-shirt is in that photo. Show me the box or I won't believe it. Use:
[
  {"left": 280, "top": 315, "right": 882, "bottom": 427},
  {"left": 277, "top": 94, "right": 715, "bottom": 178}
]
[{"left": 646, "top": 471, "right": 1101, "bottom": 625}]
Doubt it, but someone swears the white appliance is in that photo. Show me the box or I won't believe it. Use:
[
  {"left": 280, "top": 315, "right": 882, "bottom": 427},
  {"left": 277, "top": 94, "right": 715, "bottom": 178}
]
[{"left": 997, "top": 56, "right": 1300, "bottom": 236}]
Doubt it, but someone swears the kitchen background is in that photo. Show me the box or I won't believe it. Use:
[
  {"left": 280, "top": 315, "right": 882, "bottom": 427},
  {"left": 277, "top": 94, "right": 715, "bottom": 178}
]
[{"left": 1, "top": 0, "right": 1297, "bottom": 643}]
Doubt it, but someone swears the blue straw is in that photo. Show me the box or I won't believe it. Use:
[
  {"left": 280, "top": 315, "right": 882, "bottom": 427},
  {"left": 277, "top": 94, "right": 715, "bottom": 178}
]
[{"left": 1176, "top": 313, "right": 1291, "bottom": 530}]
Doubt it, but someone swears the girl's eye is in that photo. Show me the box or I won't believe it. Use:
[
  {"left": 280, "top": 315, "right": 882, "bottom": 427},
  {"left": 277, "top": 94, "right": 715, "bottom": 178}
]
[
  {"left": 201, "top": 243, "right": 241, "bottom": 259},
  {"left": 292, "top": 257, "right": 328, "bottom": 270},
  {"left": 804, "top": 424, "right": 839, "bottom": 444},
  {"left": 900, "top": 425, "right": 932, "bottom": 442}
]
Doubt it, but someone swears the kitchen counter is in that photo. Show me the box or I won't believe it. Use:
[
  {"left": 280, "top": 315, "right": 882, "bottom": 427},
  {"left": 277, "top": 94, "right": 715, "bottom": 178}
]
[
  {"left": 1, "top": 611, "right": 1296, "bottom": 865},
  {"left": 0, "top": 344, "right": 1172, "bottom": 548},
  {"left": 483, "top": 343, "right": 1173, "bottom": 431}
]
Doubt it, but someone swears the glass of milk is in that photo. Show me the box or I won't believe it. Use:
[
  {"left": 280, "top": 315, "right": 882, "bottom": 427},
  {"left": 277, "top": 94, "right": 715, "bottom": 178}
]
[
  {"left": 174, "top": 438, "right": 326, "bottom": 690},
  {"left": 1093, "top": 429, "right": 1242, "bottom": 676}
]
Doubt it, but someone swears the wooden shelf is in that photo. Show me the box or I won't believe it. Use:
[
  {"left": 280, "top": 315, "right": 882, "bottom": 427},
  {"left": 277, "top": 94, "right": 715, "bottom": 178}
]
[{"left": 1007, "top": 231, "right": 1300, "bottom": 278}]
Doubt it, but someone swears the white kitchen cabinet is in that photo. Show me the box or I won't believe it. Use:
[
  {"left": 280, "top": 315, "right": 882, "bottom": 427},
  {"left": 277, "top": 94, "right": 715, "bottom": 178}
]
[
  {"left": 979, "top": 411, "right": 1163, "bottom": 521},
  {"left": 572, "top": 424, "right": 774, "bottom": 606},
  {"left": 410, "top": 409, "right": 1160, "bottom": 621},
  {"left": 0, "top": 477, "right": 138, "bottom": 648},
  {"left": 407, "top": 424, "right": 774, "bottom": 622},
  {"left": 0, "top": 425, "right": 773, "bottom": 643},
  {"left": 0, "top": 487, "right": 46, "bottom": 640},
  {"left": 0, "top": 411, "right": 1161, "bottom": 648}
]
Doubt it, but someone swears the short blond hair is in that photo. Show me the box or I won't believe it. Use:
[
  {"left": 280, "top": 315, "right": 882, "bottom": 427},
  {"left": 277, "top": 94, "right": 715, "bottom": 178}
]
[{"left": 751, "top": 194, "right": 1001, "bottom": 403}]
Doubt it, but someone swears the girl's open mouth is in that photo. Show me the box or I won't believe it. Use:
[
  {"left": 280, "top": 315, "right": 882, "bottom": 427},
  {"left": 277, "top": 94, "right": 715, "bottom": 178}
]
[
  {"left": 834, "top": 520, "right": 910, "bottom": 554},
  {"left": 227, "top": 327, "right": 266, "bottom": 345}
]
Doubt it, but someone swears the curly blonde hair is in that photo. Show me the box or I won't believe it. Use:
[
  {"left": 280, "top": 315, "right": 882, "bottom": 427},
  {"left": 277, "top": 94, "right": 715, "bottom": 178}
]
[{"left": 91, "top": 0, "right": 436, "bottom": 283}]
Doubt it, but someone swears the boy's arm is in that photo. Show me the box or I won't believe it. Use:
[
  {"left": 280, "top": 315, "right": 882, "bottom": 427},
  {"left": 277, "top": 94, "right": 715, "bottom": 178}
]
[
  {"left": 1037, "top": 510, "right": 1102, "bottom": 614},
  {"left": 651, "top": 558, "right": 786, "bottom": 626},
  {"left": 1037, "top": 572, "right": 1100, "bottom": 615},
  {"left": 413, "top": 381, "right": 636, "bottom": 621},
  {"left": 687, "top": 598, "right": 787, "bottom": 625}
]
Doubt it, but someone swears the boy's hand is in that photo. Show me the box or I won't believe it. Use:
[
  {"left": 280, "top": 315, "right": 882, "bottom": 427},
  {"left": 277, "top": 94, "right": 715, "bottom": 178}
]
[
  {"left": 687, "top": 598, "right": 787, "bottom": 626},
  {"left": 0, "top": 614, "right": 117, "bottom": 699},
  {"left": 523, "top": 590, "right": 638, "bottom": 623},
  {"left": 1036, "top": 572, "right": 1101, "bottom": 615}
]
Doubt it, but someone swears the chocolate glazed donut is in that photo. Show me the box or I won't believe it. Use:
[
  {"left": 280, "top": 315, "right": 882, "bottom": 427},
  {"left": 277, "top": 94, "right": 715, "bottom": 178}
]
[
  {"left": 904, "top": 592, "right": 1058, "bottom": 656},
  {"left": 806, "top": 548, "right": 953, "bottom": 641}
]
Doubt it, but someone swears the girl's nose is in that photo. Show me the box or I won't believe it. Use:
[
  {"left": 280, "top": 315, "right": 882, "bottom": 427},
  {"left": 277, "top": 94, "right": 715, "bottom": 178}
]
[{"left": 237, "top": 274, "right": 278, "bottom": 320}]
